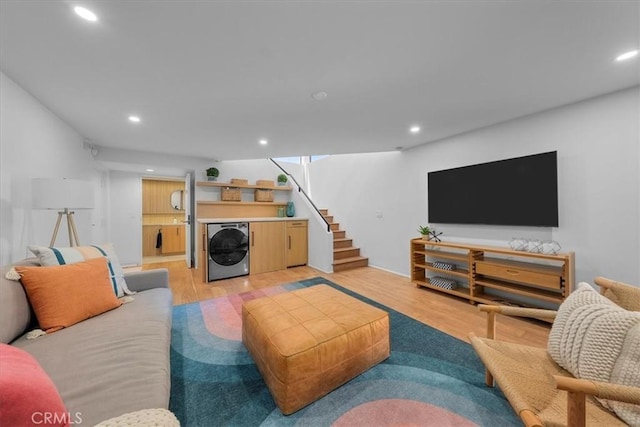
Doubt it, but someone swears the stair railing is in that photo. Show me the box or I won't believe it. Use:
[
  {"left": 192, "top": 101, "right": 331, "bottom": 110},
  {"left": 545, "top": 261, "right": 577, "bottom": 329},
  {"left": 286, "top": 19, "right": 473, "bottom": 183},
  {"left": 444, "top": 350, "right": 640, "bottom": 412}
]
[{"left": 269, "top": 158, "right": 331, "bottom": 233}]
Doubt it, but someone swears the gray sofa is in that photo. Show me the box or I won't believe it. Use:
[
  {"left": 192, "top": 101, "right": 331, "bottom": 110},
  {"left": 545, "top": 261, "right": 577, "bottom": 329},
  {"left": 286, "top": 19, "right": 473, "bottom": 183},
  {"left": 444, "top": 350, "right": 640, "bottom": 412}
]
[{"left": 0, "top": 259, "right": 173, "bottom": 426}]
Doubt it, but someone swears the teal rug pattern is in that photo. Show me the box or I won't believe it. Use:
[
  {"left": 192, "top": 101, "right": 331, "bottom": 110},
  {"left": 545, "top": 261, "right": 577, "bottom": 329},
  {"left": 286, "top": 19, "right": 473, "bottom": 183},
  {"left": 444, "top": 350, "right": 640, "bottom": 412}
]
[{"left": 169, "top": 277, "right": 519, "bottom": 426}]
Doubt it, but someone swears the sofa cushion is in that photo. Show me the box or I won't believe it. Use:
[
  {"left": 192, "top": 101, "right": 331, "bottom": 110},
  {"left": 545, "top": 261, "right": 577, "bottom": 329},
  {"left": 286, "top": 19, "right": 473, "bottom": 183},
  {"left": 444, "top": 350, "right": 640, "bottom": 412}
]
[
  {"left": 15, "top": 257, "right": 122, "bottom": 333},
  {"left": 29, "top": 243, "right": 133, "bottom": 297},
  {"left": 547, "top": 282, "right": 640, "bottom": 425},
  {"left": 0, "top": 343, "right": 70, "bottom": 427},
  {"left": 11, "top": 287, "right": 173, "bottom": 426}
]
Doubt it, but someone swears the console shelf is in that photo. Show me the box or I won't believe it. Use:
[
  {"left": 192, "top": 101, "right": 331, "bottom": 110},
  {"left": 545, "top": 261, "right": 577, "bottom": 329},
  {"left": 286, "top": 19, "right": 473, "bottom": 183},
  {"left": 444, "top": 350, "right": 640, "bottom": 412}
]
[{"left": 410, "top": 238, "right": 574, "bottom": 309}]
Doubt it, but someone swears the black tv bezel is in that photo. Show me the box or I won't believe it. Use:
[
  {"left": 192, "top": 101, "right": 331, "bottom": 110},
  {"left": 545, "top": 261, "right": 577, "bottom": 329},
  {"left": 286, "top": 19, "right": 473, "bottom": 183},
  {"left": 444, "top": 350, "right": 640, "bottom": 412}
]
[{"left": 427, "top": 151, "right": 559, "bottom": 227}]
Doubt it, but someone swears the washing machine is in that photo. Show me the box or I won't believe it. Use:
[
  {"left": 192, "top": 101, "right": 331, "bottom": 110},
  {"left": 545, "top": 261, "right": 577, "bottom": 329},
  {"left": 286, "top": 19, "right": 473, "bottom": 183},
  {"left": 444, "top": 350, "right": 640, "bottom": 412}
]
[{"left": 207, "top": 222, "right": 249, "bottom": 281}]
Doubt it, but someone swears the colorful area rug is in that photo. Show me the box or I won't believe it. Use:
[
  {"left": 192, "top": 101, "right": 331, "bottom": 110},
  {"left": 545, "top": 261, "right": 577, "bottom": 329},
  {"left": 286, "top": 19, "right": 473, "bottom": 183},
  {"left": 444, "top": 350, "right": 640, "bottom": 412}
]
[{"left": 169, "top": 277, "right": 519, "bottom": 426}]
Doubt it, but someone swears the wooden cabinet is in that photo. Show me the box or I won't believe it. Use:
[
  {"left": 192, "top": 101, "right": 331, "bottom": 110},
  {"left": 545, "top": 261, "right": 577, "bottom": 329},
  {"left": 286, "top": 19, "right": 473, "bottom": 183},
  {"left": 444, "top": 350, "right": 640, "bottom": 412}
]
[
  {"left": 286, "top": 220, "right": 308, "bottom": 267},
  {"left": 143, "top": 226, "right": 161, "bottom": 257},
  {"left": 161, "top": 225, "right": 185, "bottom": 254},
  {"left": 249, "top": 222, "right": 286, "bottom": 274},
  {"left": 410, "top": 239, "right": 574, "bottom": 309}
]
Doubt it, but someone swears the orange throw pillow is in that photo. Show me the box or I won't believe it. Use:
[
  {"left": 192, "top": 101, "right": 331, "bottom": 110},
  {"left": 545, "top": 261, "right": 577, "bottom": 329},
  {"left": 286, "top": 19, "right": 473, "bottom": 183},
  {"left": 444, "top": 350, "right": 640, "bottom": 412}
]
[{"left": 15, "top": 257, "right": 122, "bottom": 333}]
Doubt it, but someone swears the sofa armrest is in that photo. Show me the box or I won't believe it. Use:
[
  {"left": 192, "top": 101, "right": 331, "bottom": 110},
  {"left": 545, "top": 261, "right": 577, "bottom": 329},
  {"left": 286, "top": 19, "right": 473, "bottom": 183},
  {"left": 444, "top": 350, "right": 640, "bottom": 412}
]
[
  {"left": 478, "top": 305, "right": 557, "bottom": 341},
  {"left": 555, "top": 375, "right": 640, "bottom": 405},
  {"left": 124, "top": 268, "right": 169, "bottom": 292},
  {"left": 478, "top": 304, "right": 558, "bottom": 321},
  {"left": 554, "top": 375, "right": 640, "bottom": 427}
]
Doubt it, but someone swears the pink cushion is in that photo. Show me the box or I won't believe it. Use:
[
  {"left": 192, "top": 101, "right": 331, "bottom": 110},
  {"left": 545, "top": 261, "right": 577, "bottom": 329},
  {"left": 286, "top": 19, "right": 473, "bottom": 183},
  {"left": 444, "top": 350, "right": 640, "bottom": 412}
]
[{"left": 0, "top": 344, "right": 70, "bottom": 427}]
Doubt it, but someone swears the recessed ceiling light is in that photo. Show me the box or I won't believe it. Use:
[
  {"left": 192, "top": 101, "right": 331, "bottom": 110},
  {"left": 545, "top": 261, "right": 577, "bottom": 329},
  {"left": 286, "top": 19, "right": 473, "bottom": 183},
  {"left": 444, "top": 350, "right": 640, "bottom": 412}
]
[
  {"left": 128, "top": 116, "right": 141, "bottom": 123},
  {"left": 74, "top": 6, "right": 98, "bottom": 22},
  {"left": 409, "top": 126, "right": 421, "bottom": 134},
  {"left": 616, "top": 49, "right": 639, "bottom": 62},
  {"left": 259, "top": 139, "right": 268, "bottom": 145},
  {"left": 311, "top": 91, "right": 328, "bottom": 101},
  {"left": 146, "top": 169, "right": 154, "bottom": 172}
]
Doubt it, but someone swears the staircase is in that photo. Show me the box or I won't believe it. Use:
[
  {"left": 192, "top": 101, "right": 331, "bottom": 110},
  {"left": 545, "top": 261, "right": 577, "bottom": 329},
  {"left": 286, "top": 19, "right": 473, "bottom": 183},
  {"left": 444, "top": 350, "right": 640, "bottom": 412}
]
[{"left": 319, "top": 209, "right": 369, "bottom": 272}]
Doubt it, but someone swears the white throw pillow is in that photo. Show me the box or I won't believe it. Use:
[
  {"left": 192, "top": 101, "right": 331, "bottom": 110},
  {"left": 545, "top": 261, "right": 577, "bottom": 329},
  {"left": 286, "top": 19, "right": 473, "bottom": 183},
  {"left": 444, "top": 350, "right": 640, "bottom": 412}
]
[
  {"left": 548, "top": 282, "right": 640, "bottom": 425},
  {"left": 28, "top": 243, "right": 134, "bottom": 297}
]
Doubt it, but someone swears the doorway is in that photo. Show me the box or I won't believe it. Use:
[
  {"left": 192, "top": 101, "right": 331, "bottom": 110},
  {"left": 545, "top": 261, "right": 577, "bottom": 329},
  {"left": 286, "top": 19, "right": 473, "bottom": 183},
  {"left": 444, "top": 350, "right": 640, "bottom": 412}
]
[{"left": 141, "top": 178, "right": 187, "bottom": 265}]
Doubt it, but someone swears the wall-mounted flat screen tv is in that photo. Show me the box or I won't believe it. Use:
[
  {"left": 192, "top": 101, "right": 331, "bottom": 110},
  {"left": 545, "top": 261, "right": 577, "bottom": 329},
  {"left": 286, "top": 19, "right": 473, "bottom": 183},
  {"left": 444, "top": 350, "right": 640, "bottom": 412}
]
[{"left": 428, "top": 151, "right": 558, "bottom": 227}]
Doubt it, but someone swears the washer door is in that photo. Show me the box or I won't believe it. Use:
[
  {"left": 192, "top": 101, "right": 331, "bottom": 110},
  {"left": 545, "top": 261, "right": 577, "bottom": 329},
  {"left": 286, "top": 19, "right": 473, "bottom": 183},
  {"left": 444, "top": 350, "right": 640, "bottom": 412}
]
[{"left": 209, "top": 228, "right": 248, "bottom": 266}]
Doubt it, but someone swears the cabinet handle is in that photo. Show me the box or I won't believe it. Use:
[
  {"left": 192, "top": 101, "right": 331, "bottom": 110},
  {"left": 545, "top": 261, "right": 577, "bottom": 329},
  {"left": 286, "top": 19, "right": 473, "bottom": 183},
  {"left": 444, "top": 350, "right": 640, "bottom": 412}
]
[
  {"left": 252, "top": 231, "right": 255, "bottom": 247},
  {"left": 288, "top": 236, "right": 291, "bottom": 250},
  {"left": 506, "top": 269, "right": 520, "bottom": 276}
]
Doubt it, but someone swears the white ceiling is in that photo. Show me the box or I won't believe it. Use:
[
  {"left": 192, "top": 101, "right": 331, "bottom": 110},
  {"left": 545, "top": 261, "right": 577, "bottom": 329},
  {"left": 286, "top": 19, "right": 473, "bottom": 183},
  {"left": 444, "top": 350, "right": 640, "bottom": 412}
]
[{"left": 1, "top": 1, "right": 638, "bottom": 162}]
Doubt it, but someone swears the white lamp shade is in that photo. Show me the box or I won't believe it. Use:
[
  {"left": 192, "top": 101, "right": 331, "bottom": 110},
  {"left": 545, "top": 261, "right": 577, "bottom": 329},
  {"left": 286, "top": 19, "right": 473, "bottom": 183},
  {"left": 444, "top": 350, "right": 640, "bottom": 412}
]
[{"left": 32, "top": 178, "right": 94, "bottom": 210}]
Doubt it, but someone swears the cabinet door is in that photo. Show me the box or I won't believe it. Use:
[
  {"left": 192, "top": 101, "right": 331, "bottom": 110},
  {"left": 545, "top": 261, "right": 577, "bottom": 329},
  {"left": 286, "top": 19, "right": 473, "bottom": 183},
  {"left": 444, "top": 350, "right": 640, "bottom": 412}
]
[
  {"left": 143, "top": 227, "right": 162, "bottom": 256},
  {"left": 250, "top": 222, "right": 285, "bottom": 274},
  {"left": 287, "top": 221, "right": 308, "bottom": 267},
  {"left": 161, "top": 225, "right": 183, "bottom": 254}
]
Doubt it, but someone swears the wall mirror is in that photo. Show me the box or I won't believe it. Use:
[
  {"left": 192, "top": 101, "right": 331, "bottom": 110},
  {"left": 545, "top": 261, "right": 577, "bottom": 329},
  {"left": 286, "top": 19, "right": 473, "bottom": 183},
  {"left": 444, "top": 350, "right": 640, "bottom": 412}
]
[{"left": 170, "top": 190, "right": 184, "bottom": 210}]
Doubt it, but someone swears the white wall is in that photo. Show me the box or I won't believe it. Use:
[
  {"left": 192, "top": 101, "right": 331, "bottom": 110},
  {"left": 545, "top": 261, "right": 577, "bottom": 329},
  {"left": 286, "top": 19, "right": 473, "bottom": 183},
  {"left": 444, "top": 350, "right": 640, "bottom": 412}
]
[
  {"left": 107, "top": 171, "right": 142, "bottom": 266},
  {"left": 310, "top": 88, "right": 640, "bottom": 285},
  {"left": 0, "top": 72, "right": 105, "bottom": 265}
]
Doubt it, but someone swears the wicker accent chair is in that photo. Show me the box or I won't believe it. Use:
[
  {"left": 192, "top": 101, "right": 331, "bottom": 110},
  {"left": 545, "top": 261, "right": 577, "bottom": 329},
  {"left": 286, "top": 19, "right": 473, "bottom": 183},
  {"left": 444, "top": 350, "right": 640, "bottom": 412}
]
[{"left": 469, "top": 277, "right": 640, "bottom": 427}]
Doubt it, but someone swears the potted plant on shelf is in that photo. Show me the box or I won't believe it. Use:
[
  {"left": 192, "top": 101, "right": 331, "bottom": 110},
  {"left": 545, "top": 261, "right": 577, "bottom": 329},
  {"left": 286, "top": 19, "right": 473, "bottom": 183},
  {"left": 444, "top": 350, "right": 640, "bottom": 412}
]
[
  {"left": 206, "top": 167, "right": 219, "bottom": 182},
  {"left": 277, "top": 174, "right": 288, "bottom": 186},
  {"left": 417, "top": 225, "right": 431, "bottom": 240}
]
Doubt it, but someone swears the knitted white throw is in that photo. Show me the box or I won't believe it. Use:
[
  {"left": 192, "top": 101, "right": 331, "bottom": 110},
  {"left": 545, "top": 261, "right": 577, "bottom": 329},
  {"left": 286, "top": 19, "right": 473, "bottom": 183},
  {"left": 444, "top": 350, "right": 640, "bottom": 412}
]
[{"left": 548, "top": 282, "right": 640, "bottom": 426}]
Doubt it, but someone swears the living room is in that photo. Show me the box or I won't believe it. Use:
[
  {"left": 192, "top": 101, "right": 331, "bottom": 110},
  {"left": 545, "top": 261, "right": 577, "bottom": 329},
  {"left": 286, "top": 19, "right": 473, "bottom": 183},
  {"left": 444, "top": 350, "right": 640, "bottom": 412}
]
[{"left": 1, "top": 1, "right": 639, "bottom": 426}]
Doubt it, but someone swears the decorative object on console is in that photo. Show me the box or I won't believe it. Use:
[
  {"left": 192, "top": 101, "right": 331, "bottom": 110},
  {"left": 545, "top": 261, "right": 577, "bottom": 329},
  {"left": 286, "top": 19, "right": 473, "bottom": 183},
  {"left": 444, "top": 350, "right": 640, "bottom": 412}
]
[
  {"left": 286, "top": 201, "right": 295, "bottom": 217},
  {"left": 256, "top": 179, "right": 274, "bottom": 187},
  {"left": 429, "top": 276, "right": 457, "bottom": 290},
  {"left": 540, "top": 240, "right": 561, "bottom": 255},
  {"left": 509, "top": 237, "right": 527, "bottom": 251},
  {"left": 428, "top": 229, "right": 443, "bottom": 242},
  {"left": 230, "top": 178, "right": 248, "bottom": 185},
  {"left": 526, "top": 239, "right": 542, "bottom": 253},
  {"left": 432, "top": 261, "right": 455, "bottom": 271},
  {"left": 32, "top": 177, "right": 94, "bottom": 247},
  {"left": 417, "top": 225, "right": 431, "bottom": 239},
  {"left": 277, "top": 174, "right": 288, "bottom": 186},
  {"left": 206, "top": 167, "right": 219, "bottom": 181}
]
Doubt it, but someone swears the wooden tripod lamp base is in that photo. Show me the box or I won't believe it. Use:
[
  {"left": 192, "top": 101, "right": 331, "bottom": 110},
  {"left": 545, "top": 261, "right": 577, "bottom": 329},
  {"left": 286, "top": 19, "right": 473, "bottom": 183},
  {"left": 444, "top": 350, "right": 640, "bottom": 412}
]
[{"left": 50, "top": 208, "right": 81, "bottom": 247}]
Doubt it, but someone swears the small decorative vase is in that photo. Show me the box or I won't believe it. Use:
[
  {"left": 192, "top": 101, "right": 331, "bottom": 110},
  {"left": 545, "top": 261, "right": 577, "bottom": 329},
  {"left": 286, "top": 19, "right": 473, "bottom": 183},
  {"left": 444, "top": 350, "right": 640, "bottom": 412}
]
[
  {"left": 286, "top": 201, "right": 295, "bottom": 217},
  {"left": 207, "top": 176, "right": 218, "bottom": 182}
]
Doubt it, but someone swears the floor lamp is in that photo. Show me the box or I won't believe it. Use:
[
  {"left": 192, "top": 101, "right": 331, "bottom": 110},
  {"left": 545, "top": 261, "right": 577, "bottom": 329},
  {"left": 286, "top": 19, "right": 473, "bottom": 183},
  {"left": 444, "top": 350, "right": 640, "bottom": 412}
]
[{"left": 32, "top": 178, "right": 94, "bottom": 247}]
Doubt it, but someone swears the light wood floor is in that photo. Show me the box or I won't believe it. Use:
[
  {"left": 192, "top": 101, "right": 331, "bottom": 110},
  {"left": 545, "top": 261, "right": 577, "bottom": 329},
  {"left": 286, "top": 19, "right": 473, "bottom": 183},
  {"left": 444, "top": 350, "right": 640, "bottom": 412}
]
[{"left": 142, "top": 261, "right": 550, "bottom": 347}]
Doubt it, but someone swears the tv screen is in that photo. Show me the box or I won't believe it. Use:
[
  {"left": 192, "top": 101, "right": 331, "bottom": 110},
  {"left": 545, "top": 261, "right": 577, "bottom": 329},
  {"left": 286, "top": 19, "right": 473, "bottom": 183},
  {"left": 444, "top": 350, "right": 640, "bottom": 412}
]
[{"left": 428, "top": 151, "right": 558, "bottom": 227}]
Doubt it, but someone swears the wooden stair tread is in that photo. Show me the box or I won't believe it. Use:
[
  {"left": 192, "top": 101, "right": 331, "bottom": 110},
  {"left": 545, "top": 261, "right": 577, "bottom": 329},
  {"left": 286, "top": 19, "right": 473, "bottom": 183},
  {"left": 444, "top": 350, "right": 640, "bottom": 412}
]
[
  {"left": 334, "top": 246, "right": 360, "bottom": 253},
  {"left": 333, "top": 256, "right": 368, "bottom": 265}
]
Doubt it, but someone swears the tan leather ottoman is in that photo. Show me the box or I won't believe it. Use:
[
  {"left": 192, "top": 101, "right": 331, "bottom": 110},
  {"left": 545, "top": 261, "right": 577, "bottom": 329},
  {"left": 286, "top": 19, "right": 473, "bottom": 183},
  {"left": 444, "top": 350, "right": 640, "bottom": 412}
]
[{"left": 242, "top": 284, "right": 390, "bottom": 415}]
